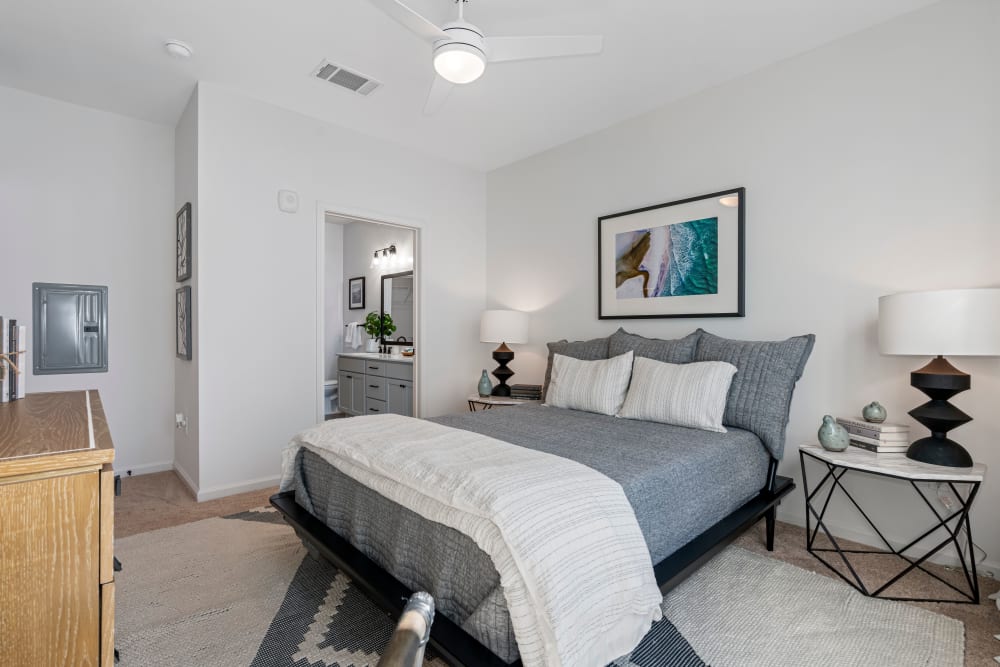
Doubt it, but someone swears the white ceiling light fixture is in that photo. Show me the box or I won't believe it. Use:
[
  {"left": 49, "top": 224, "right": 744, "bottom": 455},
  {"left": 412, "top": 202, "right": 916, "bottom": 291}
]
[
  {"left": 434, "top": 42, "right": 486, "bottom": 85},
  {"left": 163, "top": 40, "right": 193, "bottom": 59},
  {"left": 369, "top": 0, "right": 603, "bottom": 114}
]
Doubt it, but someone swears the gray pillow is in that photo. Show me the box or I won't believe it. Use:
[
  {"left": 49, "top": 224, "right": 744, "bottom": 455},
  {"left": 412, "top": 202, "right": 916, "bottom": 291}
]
[
  {"left": 608, "top": 328, "right": 701, "bottom": 364},
  {"left": 543, "top": 335, "right": 610, "bottom": 401},
  {"left": 694, "top": 329, "right": 815, "bottom": 461}
]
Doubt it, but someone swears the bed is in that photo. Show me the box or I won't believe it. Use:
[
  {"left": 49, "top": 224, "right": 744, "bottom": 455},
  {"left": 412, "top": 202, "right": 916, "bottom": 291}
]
[{"left": 271, "top": 328, "right": 812, "bottom": 666}]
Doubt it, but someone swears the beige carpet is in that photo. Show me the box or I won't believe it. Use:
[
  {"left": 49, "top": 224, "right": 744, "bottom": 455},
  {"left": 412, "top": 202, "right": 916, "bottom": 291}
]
[{"left": 115, "top": 509, "right": 966, "bottom": 667}]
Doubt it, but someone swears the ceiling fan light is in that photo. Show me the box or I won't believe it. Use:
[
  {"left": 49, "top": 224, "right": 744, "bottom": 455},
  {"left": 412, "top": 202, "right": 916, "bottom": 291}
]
[{"left": 433, "top": 43, "right": 486, "bottom": 84}]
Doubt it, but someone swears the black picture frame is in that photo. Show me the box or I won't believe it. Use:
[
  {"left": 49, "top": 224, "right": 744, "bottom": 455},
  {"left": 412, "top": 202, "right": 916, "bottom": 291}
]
[
  {"left": 176, "top": 286, "right": 192, "bottom": 360},
  {"left": 348, "top": 276, "right": 366, "bottom": 310},
  {"left": 598, "top": 187, "right": 745, "bottom": 319},
  {"left": 176, "top": 202, "right": 192, "bottom": 282}
]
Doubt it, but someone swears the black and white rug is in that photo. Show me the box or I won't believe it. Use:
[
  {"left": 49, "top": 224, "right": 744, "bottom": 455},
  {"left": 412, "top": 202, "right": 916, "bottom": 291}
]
[{"left": 115, "top": 508, "right": 963, "bottom": 667}]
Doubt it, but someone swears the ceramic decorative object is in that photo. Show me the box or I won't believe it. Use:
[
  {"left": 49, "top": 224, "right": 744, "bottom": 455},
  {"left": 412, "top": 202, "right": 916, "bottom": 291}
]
[
  {"left": 862, "top": 401, "right": 887, "bottom": 423},
  {"left": 365, "top": 339, "right": 379, "bottom": 353},
  {"left": 818, "top": 415, "right": 850, "bottom": 452},
  {"left": 478, "top": 370, "right": 493, "bottom": 397}
]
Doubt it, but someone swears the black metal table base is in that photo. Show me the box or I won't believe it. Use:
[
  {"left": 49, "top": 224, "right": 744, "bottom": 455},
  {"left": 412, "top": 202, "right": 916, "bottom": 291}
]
[{"left": 800, "top": 449, "right": 980, "bottom": 604}]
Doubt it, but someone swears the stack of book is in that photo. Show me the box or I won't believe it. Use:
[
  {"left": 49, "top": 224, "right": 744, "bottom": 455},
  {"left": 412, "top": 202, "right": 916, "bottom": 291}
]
[
  {"left": 0, "top": 316, "right": 26, "bottom": 403},
  {"left": 510, "top": 384, "right": 542, "bottom": 401},
  {"left": 836, "top": 416, "right": 910, "bottom": 453}
]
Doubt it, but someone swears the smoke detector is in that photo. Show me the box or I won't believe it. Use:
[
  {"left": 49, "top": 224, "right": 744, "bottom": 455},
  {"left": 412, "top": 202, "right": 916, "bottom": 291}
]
[
  {"left": 312, "top": 60, "right": 381, "bottom": 96},
  {"left": 164, "top": 40, "right": 193, "bottom": 59}
]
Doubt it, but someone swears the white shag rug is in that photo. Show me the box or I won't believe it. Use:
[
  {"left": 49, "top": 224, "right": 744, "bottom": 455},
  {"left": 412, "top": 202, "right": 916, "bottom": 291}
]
[{"left": 114, "top": 509, "right": 965, "bottom": 666}]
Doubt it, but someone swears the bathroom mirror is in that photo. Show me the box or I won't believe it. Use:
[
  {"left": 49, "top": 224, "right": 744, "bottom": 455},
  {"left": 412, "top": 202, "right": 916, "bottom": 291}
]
[{"left": 380, "top": 271, "right": 414, "bottom": 346}]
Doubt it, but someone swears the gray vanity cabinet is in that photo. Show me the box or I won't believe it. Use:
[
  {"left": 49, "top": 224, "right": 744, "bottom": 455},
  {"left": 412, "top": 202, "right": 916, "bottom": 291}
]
[{"left": 337, "top": 355, "right": 413, "bottom": 417}]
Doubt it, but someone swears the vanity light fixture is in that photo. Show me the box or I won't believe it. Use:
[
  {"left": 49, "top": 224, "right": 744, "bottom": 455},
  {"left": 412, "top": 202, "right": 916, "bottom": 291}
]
[{"left": 371, "top": 244, "right": 397, "bottom": 268}]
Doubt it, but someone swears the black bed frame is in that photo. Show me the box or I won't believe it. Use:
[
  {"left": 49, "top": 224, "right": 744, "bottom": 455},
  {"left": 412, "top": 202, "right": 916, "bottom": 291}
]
[{"left": 270, "top": 458, "right": 793, "bottom": 667}]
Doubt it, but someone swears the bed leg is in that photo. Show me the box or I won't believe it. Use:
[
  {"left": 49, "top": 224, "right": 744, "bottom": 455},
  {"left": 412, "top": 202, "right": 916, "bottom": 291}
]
[
  {"left": 765, "top": 506, "right": 776, "bottom": 551},
  {"left": 295, "top": 529, "right": 322, "bottom": 561}
]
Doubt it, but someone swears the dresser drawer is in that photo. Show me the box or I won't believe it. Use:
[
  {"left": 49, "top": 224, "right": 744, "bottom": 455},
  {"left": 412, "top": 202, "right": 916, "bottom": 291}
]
[
  {"left": 365, "top": 398, "right": 387, "bottom": 415},
  {"left": 339, "top": 356, "right": 366, "bottom": 374},
  {"left": 365, "top": 376, "right": 387, "bottom": 401}
]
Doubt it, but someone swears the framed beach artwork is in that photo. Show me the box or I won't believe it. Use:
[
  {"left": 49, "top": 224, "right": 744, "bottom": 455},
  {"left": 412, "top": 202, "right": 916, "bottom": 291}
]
[
  {"left": 176, "top": 286, "right": 192, "bottom": 360},
  {"left": 348, "top": 276, "right": 365, "bottom": 310},
  {"left": 598, "top": 188, "right": 745, "bottom": 319},
  {"left": 176, "top": 202, "right": 192, "bottom": 282}
]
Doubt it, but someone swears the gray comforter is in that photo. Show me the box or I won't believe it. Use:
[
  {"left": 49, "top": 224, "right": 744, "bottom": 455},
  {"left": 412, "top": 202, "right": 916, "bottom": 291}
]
[{"left": 288, "top": 406, "right": 770, "bottom": 663}]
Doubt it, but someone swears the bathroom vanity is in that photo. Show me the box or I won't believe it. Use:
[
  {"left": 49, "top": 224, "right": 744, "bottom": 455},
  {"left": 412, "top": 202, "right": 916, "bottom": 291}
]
[{"left": 337, "top": 353, "right": 414, "bottom": 417}]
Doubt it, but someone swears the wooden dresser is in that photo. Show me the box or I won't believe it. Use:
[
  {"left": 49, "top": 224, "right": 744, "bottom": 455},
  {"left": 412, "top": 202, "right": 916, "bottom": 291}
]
[{"left": 0, "top": 390, "right": 116, "bottom": 666}]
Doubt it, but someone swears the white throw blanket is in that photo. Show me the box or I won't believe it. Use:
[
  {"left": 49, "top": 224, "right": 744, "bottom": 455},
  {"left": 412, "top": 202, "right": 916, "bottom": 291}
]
[{"left": 280, "top": 414, "right": 662, "bottom": 667}]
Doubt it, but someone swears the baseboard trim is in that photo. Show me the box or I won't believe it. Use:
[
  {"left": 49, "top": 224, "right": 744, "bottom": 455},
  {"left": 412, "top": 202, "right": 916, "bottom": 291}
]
[
  {"left": 115, "top": 460, "right": 174, "bottom": 476},
  {"left": 194, "top": 475, "right": 280, "bottom": 502},
  {"left": 172, "top": 462, "right": 199, "bottom": 498},
  {"left": 776, "top": 506, "right": 999, "bottom": 578}
]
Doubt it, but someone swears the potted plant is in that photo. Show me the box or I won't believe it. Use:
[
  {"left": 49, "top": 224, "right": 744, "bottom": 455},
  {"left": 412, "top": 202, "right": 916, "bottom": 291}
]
[{"left": 363, "top": 312, "right": 397, "bottom": 352}]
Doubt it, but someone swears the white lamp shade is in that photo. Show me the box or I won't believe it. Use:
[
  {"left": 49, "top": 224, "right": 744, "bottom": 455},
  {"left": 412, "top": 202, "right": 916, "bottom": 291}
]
[
  {"left": 480, "top": 310, "right": 528, "bottom": 345},
  {"left": 878, "top": 288, "right": 1000, "bottom": 356}
]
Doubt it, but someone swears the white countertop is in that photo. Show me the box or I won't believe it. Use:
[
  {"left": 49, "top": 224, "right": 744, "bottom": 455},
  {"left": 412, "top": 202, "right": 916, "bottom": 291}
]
[
  {"left": 338, "top": 352, "right": 414, "bottom": 364},
  {"left": 468, "top": 393, "right": 541, "bottom": 406},
  {"left": 800, "top": 444, "right": 987, "bottom": 482}
]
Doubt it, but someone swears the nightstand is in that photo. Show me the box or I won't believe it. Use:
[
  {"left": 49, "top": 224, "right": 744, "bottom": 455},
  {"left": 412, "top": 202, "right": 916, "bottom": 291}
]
[
  {"left": 467, "top": 394, "right": 541, "bottom": 412},
  {"left": 799, "top": 444, "right": 987, "bottom": 603}
]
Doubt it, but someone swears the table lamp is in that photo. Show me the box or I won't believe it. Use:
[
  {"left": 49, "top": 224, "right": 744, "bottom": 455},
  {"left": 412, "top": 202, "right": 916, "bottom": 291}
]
[
  {"left": 480, "top": 310, "right": 528, "bottom": 397},
  {"left": 878, "top": 288, "right": 1000, "bottom": 467}
]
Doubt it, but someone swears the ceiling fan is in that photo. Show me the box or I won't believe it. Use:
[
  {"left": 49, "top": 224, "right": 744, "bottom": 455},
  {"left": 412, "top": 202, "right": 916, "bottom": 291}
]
[{"left": 368, "top": 0, "right": 603, "bottom": 113}]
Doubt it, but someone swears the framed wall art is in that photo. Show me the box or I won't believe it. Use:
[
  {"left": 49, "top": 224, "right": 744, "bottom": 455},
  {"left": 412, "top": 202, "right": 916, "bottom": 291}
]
[
  {"left": 176, "top": 285, "right": 192, "bottom": 360},
  {"left": 598, "top": 187, "right": 745, "bottom": 319},
  {"left": 176, "top": 202, "right": 192, "bottom": 282},
  {"left": 348, "top": 276, "right": 366, "bottom": 310}
]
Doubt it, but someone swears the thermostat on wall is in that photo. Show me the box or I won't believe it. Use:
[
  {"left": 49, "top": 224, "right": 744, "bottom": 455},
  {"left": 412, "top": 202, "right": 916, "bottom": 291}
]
[{"left": 278, "top": 189, "right": 299, "bottom": 213}]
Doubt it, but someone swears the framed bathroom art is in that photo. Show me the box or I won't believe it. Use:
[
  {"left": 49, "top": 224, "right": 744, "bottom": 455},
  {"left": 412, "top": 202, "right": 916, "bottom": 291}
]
[
  {"left": 348, "top": 276, "right": 365, "bottom": 310},
  {"left": 598, "top": 187, "right": 745, "bottom": 319}
]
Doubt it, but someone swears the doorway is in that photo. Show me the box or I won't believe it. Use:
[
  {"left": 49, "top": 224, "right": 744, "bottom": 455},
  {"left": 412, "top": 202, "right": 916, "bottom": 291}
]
[{"left": 316, "top": 209, "right": 419, "bottom": 422}]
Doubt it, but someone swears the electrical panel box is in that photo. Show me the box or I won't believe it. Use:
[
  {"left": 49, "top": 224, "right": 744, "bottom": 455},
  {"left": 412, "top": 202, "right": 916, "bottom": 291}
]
[{"left": 32, "top": 282, "right": 108, "bottom": 374}]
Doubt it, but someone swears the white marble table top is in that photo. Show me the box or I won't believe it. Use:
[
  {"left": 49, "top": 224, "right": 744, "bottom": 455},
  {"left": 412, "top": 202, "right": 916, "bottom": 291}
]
[
  {"left": 800, "top": 444, "right": 987, "bottom": 482},
  {"left": 467, "top": 393, "right": 541, "bottom": 406}
]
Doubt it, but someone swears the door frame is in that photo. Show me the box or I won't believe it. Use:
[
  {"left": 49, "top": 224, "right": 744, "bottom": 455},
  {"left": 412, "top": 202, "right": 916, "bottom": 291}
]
[{"left": 315, "top": 201, "right": 422, "bottom": 423}]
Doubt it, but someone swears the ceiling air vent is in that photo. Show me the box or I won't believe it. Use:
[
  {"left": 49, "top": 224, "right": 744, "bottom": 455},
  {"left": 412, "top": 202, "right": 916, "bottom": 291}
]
[{"left": 312, "top": 60, "right": 381, "bottom": 96}]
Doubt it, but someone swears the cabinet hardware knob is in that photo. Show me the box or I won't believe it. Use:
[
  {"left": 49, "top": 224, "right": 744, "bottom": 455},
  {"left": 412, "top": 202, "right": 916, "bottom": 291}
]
[{"left": 370, "top": 385, "right": 378, "bottom": 388}]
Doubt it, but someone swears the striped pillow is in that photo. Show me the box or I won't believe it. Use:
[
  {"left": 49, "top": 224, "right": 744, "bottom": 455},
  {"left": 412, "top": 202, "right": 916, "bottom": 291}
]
[
  {"left": 545, "top": 351, "right": 634, "bottom": 416},
  {"left": 618, "top": 357, "right": 737, "bottom": 432}
]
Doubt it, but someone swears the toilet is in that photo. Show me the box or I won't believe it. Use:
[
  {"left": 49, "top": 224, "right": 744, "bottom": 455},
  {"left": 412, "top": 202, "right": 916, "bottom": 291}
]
[{"left": 323, "top": 379, "right": 339, "bottom": 416}]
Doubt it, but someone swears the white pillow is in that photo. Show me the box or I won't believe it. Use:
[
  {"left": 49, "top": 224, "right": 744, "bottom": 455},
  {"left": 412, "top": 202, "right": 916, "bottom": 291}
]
[
  {"left": 545, "top": 351, "right": 634, "bottom": 416},
  {"left": 618, "top": 357, "right": 737, "bottom": 432}
]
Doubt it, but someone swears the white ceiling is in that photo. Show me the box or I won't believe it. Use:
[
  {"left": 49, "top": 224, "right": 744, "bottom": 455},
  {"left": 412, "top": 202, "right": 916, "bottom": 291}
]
[{"left": 1, "top": 0, "right": 935, "bottom": 171}]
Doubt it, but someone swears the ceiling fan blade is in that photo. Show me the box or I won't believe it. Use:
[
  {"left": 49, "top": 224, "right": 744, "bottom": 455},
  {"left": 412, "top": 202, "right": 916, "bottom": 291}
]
[
  {"left": 484, "top": 35, "right": 603, "bottom": 63},
  {"left": 423, "top": 76, "right": 454, "bottom": 115},
  {"left": 368, "top": 0, "right": 449, "bottom": 43}
]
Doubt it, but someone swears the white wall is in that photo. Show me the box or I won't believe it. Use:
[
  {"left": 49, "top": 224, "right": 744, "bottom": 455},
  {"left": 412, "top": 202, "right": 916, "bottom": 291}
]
[
  {"left": 173, "top": 87, "right": 200, "bottom": 487},
  {"left": 323, "top": 221, "right": 345, "bottom": 382},
  {"left": 340, "top": 221, "right": 415, "bottom": 344},
  {"left": 0, "top": 85, "right": 175, "bottom": 474},
  {"left": 486, "top": 0, "right": 1000, "bottom": 573},
  {"left": 192, "top": 83, "right": 485, "bottom": 498}
]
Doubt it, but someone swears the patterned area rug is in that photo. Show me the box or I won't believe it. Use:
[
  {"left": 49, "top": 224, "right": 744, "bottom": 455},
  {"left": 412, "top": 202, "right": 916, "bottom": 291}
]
[{"left": 115, "top": 508, "right": 964, "bottom": 666}]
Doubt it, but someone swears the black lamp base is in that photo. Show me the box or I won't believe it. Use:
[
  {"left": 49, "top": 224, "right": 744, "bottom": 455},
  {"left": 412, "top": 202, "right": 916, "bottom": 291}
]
[
  {"left": 906, "top": 356, "right": 973, "bottom": 468},
  {"left": 490, "top": 342, "right": 515, "bottom": 397},
  {"left": 906, "top": 436, "right": 974, "bottom": 468}
]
